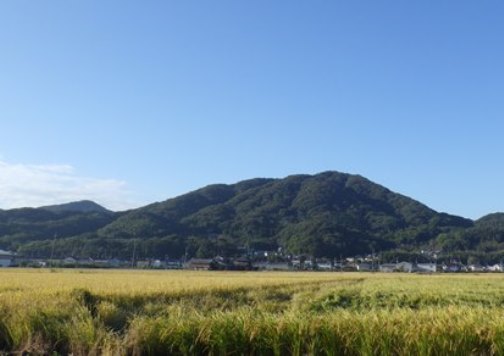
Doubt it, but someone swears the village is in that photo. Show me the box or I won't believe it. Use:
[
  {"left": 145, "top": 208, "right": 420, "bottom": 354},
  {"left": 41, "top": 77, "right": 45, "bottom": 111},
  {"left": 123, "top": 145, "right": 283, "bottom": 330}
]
[{"left": 1, "top": 248, "right": 503, "bottom": 273}]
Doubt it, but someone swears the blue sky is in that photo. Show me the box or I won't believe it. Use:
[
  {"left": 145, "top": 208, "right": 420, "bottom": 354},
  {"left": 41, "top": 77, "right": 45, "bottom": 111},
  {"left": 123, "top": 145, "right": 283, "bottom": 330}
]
[{"left": 0, "top": 1, "right": 503, "bottom": 219}]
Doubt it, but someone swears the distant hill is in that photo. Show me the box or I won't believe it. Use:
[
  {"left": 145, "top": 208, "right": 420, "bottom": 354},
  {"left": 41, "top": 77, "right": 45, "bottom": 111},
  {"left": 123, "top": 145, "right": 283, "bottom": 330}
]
[
  {"left": 435, "top": 213, "right": 504, "bottom": 260},
  {"left": 0, "top": 171, "right": 492, "bottom": 260},
  {"left": 40, "top": 200, "right": 112, "bottom": 214},
  {"left": 0, "top": 202, "right": 117, "bottom": 253}
]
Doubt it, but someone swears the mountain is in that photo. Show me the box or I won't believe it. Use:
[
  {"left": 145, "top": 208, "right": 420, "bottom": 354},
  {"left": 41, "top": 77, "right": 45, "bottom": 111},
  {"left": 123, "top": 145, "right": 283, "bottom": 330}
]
[
  {"left": 0, "top": 202, "right": 118, "bottom": 252},
  {"left": 94, "top": 171, "right": 471, "bottom": 258},
  {"left": 0, "top": 171, "right": 480, "bottom": 260},
  {"left": 40, "top": 200, "right": 112, "bottom": 214},
  {"left": 435, "top": 213, "right": 504, "bottom": 258}
]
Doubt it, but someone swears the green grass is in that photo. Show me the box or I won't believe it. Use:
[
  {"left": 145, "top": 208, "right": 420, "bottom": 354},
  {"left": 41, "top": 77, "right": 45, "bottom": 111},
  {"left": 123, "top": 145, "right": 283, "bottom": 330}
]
[{"left": 1, "top": 270, "right": 504, "bottom": 354}]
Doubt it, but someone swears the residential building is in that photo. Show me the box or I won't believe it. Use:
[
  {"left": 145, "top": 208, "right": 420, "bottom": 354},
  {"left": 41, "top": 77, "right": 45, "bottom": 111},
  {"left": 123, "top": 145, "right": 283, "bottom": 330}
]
[{"left": 0, "top": 250, "right": 14, "bottom": 267}]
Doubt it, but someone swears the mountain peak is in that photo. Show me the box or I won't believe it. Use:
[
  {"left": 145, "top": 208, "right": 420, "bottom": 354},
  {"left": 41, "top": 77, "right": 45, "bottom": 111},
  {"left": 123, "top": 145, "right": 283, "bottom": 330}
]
[{"left": 39, "top": 200, "right": 111, "bottom": 214}]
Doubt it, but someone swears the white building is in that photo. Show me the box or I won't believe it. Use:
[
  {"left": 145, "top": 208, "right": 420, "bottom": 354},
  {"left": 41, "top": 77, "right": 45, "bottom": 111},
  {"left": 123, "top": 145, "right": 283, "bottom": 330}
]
[
  {"left": 253, "top": 262, "right": 291, "bottom": 271},
  {"left": 317, "top": 263, "right": 333, "bottom": 271},
  {"left": 487, "top": 264, "right": 503, "bottom": 272},
  {"left": 395, "top": 262, "right": 413, "bottom": 273},
  {"left": 357, "top": 262, "right": 374, "bottom": 271},
  {"left": 415, "top": 263, "right": 437, "bottom": 273},
  {"left": 378, "top": 262, "right": 413, "bottom": 273},
  {"left": 0, "top": 250, "right": 14, "bottom": 267},
  {"left": 379, "top": 263, "right": 397, "bottom": 273},
  {"left": 468, "top": 264, "right": 485, "bottom": 272}
]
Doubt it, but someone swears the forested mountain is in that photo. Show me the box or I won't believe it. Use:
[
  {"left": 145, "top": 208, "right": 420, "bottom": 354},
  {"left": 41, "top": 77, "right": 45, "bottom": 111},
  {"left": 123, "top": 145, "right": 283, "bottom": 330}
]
[
  {"left": 0, "top": 205, "right": 116, "bottom": 252},
  {"left": 93, "top": 172, "right": 471, "bottom": 257},
  {"left": 40, "top": 200, "right": 112, "bottom": 214},
  {"left": 433, "top": 213, "right": 504, "bottom": 263},
  {"left": 0, "top": 171, "right": 481, "bottom": 260}
]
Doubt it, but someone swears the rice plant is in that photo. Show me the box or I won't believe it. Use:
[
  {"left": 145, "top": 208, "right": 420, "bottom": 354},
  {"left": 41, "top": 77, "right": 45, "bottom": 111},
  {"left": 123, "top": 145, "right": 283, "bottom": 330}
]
[{"left": 1, "top": 269, "right": 504, "bottom": 354}]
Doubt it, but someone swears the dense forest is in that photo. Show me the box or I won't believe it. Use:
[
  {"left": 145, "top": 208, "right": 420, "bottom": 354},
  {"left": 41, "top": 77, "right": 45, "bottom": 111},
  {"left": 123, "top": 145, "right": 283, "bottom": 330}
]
[{"left": 1, "top": 171, "right": 503, "bottom": 262}]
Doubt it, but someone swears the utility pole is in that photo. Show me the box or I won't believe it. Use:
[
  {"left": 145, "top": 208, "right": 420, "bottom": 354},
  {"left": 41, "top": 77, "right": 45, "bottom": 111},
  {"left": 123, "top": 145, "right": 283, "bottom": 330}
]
[
  {"left": 50, "top": 233, "right": 57, "bottom": 261},
  {"left": 371, "top": 247, "right": 375, "bottom": 272},
  {"left": 131, "top": 239, "right": 137, "bottom": 268}
]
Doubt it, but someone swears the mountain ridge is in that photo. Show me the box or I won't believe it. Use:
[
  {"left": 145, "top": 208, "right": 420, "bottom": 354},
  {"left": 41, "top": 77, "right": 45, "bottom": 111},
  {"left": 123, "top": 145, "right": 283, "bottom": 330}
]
[
  {"left": 39, "top": 200, "right": 112, "bottom": 214},
  {"left": 0, "top": 170, "right": 501, "bottom": 261}
]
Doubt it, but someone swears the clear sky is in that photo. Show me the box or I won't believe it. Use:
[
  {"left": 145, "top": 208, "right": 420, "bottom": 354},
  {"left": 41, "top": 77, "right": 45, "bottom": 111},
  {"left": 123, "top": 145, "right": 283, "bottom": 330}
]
[{"left": 0, "top": 1, "right": 503, "bottom": 219}]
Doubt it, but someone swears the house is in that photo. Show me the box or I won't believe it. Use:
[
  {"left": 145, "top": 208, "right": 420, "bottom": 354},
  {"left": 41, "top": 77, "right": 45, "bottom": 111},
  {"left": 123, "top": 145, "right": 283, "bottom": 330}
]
[
  {"left": 165, "top": 259, "right": 183, "bottom": 269},
  {"left": 252, "top": 250, "right": 271, "bottom": 259},
  {"left": 90, "top": 259, "right": 114, "bottom": 268},
  {"left": 332, "top": 262, "right": 344, "bottom": 270},
  {"left": 379, "top": 263, "right": 397, "bottom": 273},
  {"left": 304, "top": 260, "right": 314, "bottom": 270},
  {"left": 468, "top": 264, "right": 486, "bottom": 272},
  {"left": 395, "top": 262, "right": 413, "bottom": 272},
  {"left": 253, "top": 262, "right": 291, "bottom": 271},
  {"left": 185, "top": 258, "right": 214, "bottom": 270},
  {"left": 233, "top": 257, "right": 252, "bottom": 270},
  {"left": 442, "top": 264, "right": 463, "bottom": 273},
  {"left": 77, "top": 258, "right": 94, "bottom": 266},
  {"left": 134, "top": 260, "right": 149, "bottom": 268},
  {"left": 378, "top": 262, "right": 413, "bottom": 273},
  {"left": 414, "top": 263, "right": 437, "bottom": 273},
  {"left": 107, "top": 258, "right": 123, "bottom": 268},
  {"left": 487, "top": 264, "right": 503, "bottom": 272},
  {"left": 149, "top": 259, "right": 163, "bottom": 268},
  {"left": 341, "top": 263, "right": 357, "bottom": 272},
  {"left": 0, "top": 250, "right": 14, "bottom": 267},
  {"left": 357, "top": 262, "right": 374, "bottom": 272},
  {"left": 291, "top": 259, "right": 303, "bottom": 270},
  {"left": 212, "top": 256, "right": 231, "bottom": 270},
  {"left": 317, "top": 263, "right": 333, "bottom": 271},
  {"left": 63, "top": 257, "right": 77, "bottom": 265}
]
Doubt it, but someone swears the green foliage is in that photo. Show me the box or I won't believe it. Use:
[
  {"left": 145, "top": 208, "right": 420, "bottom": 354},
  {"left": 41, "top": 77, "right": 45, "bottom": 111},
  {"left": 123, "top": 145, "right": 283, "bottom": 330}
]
[
  {"left": 436, "top": 213, "right": 504, "bottom": 258},
  {"left": 0, "top": 208, "right": 116, "bottom": 251}
]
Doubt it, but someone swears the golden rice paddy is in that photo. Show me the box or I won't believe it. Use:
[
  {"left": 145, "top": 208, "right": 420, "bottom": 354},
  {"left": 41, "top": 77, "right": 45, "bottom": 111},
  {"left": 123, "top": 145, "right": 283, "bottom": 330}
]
[{"left": 1, "top": 269, "right": 504, "bottom": 355}]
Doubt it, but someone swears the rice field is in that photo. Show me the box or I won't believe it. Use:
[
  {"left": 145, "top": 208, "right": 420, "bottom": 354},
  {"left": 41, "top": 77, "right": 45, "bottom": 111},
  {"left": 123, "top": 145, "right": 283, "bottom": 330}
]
[{"left": 1, "top": 269, "right": 504, "bottom": 355}]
